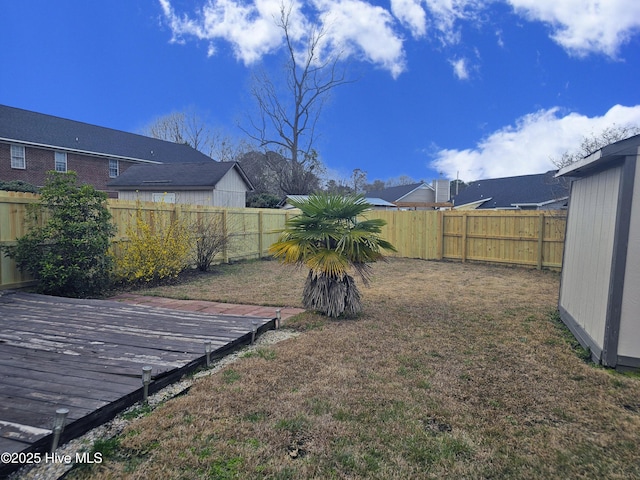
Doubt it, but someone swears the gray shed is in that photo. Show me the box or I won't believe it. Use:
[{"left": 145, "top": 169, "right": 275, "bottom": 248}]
[
  {"left": 556, "top": 134, "right": 640, "bottom": 370},
  {"left": 107, "top": 161, "right": 254, "bottom": 208}
]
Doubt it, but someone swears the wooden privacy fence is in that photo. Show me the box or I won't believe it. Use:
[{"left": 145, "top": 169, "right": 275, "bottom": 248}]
[
  {"left": 371, "top": 210, "right": 566, "bottom": 270},
  {"left": 0, "top": 193, "right": 294, "bottom": 289},
  {"left": 0, "top": 190, "right": 566, "bottom": 289},
  {"left": 107, "top": 199, "right": 292, "bottom": 264}
]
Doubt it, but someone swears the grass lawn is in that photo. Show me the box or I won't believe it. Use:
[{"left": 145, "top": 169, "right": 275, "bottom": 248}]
[{"left": 70, "top": 258, "right": 640, "bottom": 479}]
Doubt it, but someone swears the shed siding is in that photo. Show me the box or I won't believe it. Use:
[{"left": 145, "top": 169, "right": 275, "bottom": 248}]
[
  {"left": 212, "top": 169, "right": 249, "bottom": 208},
  {"left": 212, "top": 190, "right": 245, "bottom": 208},
  {"left": 114, "top": 170, "right": 249, "bottom": 207},
  {"left": 560, "top": 166, "right": 621, "bottom": 349},
  {"left": 117, "top": 190, "right": 216, "bottom": 205},
  {"left": 619, "top": 155, "right": 640, "bottom": 358},
  {"left": 217, "top": 168, "right": 248, "bottom": 192}
]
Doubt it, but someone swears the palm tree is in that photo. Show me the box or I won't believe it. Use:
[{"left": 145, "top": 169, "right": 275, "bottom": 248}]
[{"left": 269, "top": 193, "right": 396, "bottom": 317}]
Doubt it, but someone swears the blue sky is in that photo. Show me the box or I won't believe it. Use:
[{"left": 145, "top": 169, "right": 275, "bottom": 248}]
[{"left": 1, "top": 0, "right": 639, "bottom": 185}]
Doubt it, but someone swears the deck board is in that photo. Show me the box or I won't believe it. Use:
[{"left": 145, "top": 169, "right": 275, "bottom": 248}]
[{"left": 0, "top": 291, "right": 274, "bottom": 476}]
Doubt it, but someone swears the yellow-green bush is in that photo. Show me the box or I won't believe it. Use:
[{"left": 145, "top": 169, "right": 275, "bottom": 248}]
[{"left": 114, "top": 205, "right": 192, "bottom": 284}]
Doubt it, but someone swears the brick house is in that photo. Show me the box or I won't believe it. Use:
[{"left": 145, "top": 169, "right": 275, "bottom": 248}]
[{"left": 0, "top": 104, "right": 215, "bottom": 196}]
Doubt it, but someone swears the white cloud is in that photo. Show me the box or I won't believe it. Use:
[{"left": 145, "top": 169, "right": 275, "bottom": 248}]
[
  {"left": 158, "top": 0, "right": 640, "bottom": 75},
  {"left": 506, "top": 0, "right": 640, "bottom": 57},
  {"left": 430, "top": 104, "right": 640, "bottom": 181},
  {"left": 314, "top": 0, "right": 406, "bottom": 77},
  {"left": 449, "top": 57, "right": 469, "bottom": 79},
  {"left": 424, "top": 0, "right": 482, "bottom": 45},
  {"left": 390, "top": 0, "right": 427, "bottom": 37},
  {"left": 159, "top": 0, "right": 288, "bottom": 64},
  {"left": 159, "top": 0, "right": 406, "bottom": 75}
]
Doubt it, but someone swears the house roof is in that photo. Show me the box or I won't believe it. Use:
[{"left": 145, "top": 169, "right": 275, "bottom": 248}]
[
  {"left": 365, "top": 182, "right": 433, "bottom": 203},
  {"left": 0, "top": 104, "right": 213, "bottom": 164},
  {"left": 557, "top": 133, "right": 640, "bottom": 178},
  {"left": 107, "top": 162, "right": 254, "bottom": 191},
  {"left": 452, "top": 171, "right": 569, "bottom": 209}
]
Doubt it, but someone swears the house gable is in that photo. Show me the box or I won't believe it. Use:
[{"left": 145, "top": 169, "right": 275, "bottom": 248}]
[{"left": 366, "top": 182, "right": 433, "bottom": 203}]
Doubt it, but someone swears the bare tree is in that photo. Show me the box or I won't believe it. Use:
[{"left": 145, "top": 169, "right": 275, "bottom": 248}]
[
  {"left": 243, "top": 4, "right": 352, "bottom": 194},
  {"left": 385, "top": 175, "right": 419, "bottom": 187},
  {"left": 143, "top": 109, "right": 251, "bottom": 162},
  {"left": 237, "top": 150, "right": 286, "bottom": 195},
  {"left": 351, "top": 168, "right": 367, "bottom": 193},
  {"left": 552, "top": 123, "right": 640, "bottom": 169},
  {"left": 143, "top": 110, "right": 213, "bottom": 155},
  {"left": 325, "top": 179, "right": 354, "bottom": 195}
]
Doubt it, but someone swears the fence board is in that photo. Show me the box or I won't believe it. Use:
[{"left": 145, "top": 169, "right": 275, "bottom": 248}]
[{"left": 0, "top": 192, "right": 567, "bottom": 289}]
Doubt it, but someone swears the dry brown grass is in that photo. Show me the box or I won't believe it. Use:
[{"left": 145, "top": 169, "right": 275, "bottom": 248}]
[{"left": 71, "top": 259, "right": 640, "bottom": 479}]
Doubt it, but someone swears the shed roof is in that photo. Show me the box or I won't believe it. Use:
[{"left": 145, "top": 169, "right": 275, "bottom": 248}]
[
  {"left": 557, "top": 134, "right": 640, "bottom": 178},
  {"left": 107, "top": 162, "right": 254, "bottom": 191},
  {"left": 452, "top": 171, "right": 569, "bottom": 209},
  {"left": 0, "top": 104, "right": 213, "bottom": 164}
]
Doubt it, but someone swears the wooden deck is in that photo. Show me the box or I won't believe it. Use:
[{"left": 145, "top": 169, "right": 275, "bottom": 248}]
[{"left": 0, "top": 291, "right": 276, "bottom": 476}]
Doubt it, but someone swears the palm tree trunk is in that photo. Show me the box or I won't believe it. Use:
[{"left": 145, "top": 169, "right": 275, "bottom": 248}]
[{"left": 302, "top": 271, "right": 362, "bottom": 318}]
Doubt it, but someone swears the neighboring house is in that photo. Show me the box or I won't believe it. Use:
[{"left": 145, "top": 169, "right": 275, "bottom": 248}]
[
  {"left": 0, "top": 104, "right": 214, "bottom": 196},
  {"left": 279, "top": 195, "right": 397, "bottom": 210},
  {"left": 365, "top": 180, "right": 451, "bottom": 209},
  {"left": 107, "top": 162, "right": 254, "bottom": 208},
  {"left": 452, "top": 171, "right": 569, "bottom": 210}
]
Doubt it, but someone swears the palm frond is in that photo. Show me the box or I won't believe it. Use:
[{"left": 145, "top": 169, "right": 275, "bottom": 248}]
[{"left": 304, "top": 248, "right": 350, "bottom": 278}]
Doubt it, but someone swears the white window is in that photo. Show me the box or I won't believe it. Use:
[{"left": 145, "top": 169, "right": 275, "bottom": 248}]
[
  {"left": 55, "top": 152, "right": 67, "bottom": 172},
  {"left": 10, "top": 145, "right": 25, "bottom": 169},
  {"left": 109, "top": 159, "right": 119, "bottom": 178},
  {"left": 152, "top": 192, "right": 176, "bottom": 203}
]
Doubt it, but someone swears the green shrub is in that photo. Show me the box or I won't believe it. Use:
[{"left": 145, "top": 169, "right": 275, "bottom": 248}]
[
  {"left": 0, "top": 179, "right": 40, "bottom": 193},
  {"left": 246, "top": 192, "right": 281, "bottom": 208},
  {"left": 114, "top": 203, "right": 192, "bottom": 284},
  {"left": 2, "top": 171, "right": 115, "bottom": 297}
]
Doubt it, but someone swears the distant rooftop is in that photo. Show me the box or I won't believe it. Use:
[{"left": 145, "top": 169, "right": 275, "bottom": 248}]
[
  {"left": 453, "top": 171, "right": 569, "bottom": 209},
  {"left": 364, "top": 182, "right": 432, "bottom": 202}
]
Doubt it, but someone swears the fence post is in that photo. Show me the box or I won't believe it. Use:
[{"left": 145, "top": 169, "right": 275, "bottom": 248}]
[
  {"left": 537, "top": 212, "right": 545, "bottom": 270},
  {"left": 222, "top": 209, "right": 229, "bottom": 263},
  {"left": 461, "top": 213, "right": 468, "bottom": 263},
  {"left": 258, "top": 210, "right": 264, "bottom": 258},
  {"left": 437, "top": 211, "right": 444, "bottom": 260}
]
